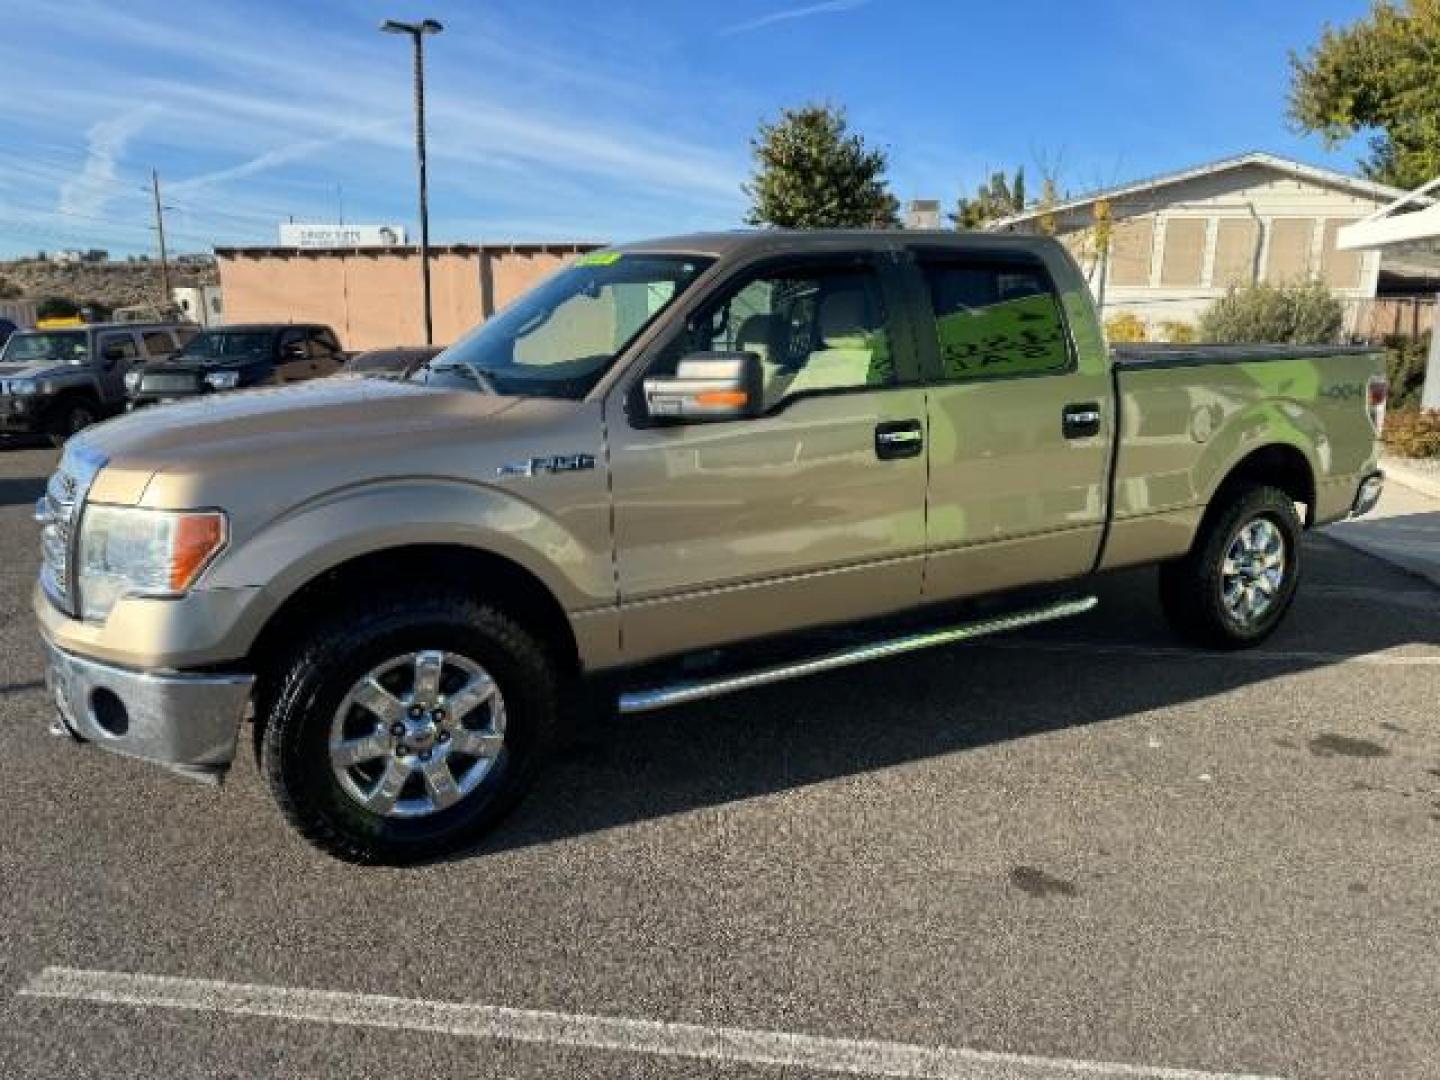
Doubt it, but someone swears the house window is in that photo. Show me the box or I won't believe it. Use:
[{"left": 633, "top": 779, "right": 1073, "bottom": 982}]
[
  {"left": 1160, "top": 218, "right": 1206, "bottom": 287},
  {"left": 1321, "top": 219, "right": 1363, "bottom": 289},
  {"left": 1212, "top": 219, "right": 1261, "bottom": 287},
  {"left": 1266, "top": 218, "right": 1317, "bottom": 283},
  {"left": 1108, "top": 218, "right": 1154, "bottom": 287}
]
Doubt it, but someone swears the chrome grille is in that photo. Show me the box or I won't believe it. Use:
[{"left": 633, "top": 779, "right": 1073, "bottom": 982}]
[
  {"left": 37, "top": 443, "right": 107, "bottom": 618},
  {"left": 140, "top": 372, "right": 201, "bottom": 393}
]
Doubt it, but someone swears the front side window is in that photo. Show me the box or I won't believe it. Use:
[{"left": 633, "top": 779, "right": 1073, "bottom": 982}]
[
  {"left": 919, "top": 259, "right": 1070, "bottom": 381},
  {"left": 97, "top": 333, "right": 138, "bottom": 360},
  {"left": 426, "top": 253, "right": 712, "bottom": 399},
  {"left": 141, "top": 331, "right": 175, "bottom": 355},
  {"left": 653, "top": 262, "right": 893, "bottom": 411}
]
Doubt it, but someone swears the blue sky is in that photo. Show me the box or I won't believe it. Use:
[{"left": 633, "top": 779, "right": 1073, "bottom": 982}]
[{"left": 0, "top": 0, "right": 1375, "bottom": 257}]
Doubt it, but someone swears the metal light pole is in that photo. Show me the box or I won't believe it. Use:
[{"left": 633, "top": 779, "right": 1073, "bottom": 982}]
[{"left": 380, "top": 18, "right": 443, "bottom": 345}]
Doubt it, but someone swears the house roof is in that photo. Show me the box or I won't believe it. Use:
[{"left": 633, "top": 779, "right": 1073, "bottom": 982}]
[{"left": 988, "top": 151, "right": 1426, "bottom": 230}]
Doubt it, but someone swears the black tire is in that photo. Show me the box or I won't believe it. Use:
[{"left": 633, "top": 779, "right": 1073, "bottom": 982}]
[
  {"left": 48, "top": 400, "right": 97, "bottom": 447},
  {"left": 1158, "top": 484, "right": 1301, "bottom": 650},
  {"left": 260, "top": 589, "right": 560, "bottom": 864}
]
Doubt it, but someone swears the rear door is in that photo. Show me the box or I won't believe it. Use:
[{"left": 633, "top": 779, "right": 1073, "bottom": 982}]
[
  {"left": 905, "top": 246, "right": 1113, "bottom": 600},
  {"left": 606, "top": 250, "right": 930, "bottom": 662}
]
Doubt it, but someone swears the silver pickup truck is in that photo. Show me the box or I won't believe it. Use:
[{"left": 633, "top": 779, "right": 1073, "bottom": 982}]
[{"left": 34, "top": 231, "right": 1388, "bottom": 863}]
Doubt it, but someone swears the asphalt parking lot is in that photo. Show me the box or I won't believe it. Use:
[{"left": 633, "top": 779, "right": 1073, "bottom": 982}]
[{"left": 1, "top": 441, "right": 1437, "bottom": 1079}]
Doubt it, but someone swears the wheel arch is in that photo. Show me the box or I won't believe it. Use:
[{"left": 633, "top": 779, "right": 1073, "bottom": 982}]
[
  {"left": 1205, "top": 442, "right": 1318, "bottom": 527},
  {"left": 246, "top": 543, "right": 581, "bottom": 745}
]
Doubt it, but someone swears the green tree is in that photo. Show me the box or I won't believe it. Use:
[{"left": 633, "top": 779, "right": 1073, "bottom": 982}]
[
  {"left": 1289, "top": 0, "right": 1440, "bottom": 189},
  {"left": 744, "top": 104, "right": 900, "bottom": 228},
  {"left": 951, "top": 168, "right": 1026, "bottom": 229}
]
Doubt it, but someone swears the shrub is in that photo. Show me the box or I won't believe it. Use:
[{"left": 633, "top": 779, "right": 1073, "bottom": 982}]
[
  {"left": 1105, "top": 311, "right": 1147, "bottom": 343},
  {"left": 1383, "top": 409, "right": 1440, "bottom": 458},
  {"left": 1157, "top": 319, "right": 1196, "bottom": 344},
  {"left": 1198, "top": 280, "right": 1343, "bottom": 345},
  {"left": 1382, "top": 333, "right": 1429, "bottom": 412}
]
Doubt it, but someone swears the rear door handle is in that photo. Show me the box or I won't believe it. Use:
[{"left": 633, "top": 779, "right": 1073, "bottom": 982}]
[
  {"left": 875, "top": 420, "right": 924, "bottom": 460},
  {"left": 1062, "top": 402, "right": 1102, "bottom": 439}
]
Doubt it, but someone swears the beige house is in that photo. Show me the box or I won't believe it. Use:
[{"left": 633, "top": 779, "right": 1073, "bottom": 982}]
[
  {"left": 990, "top": 152, "right": 1427, "bottom": 337},
  {"left": 215, "top": 242, "right": 600, "bottom": 351}
]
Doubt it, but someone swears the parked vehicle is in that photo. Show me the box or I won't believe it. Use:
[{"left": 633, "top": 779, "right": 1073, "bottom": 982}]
[
  {"left": 34, "top": 232, "right": 1387, "bottom": 863},
  {"left": 342, "top": 345, "right": 442, "bottom": 378},
  {"left": 0, "top": 321, "right": 193, "bottom": 444},
  {"left": 126, "top": 323, "right": 346, "bottom": 407}
]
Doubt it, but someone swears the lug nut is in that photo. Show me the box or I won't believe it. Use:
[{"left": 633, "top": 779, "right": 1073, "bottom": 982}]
[
  {"left": 390, "top": 722, "right": 405, "bottom": 737},
  {"left": 438, "top": 731, "right": 450, "bottom": 743},
  {"left": 432, "top": 709, "right": 446, "bottom": 722},
  {"left": 420, "top": 749, "right": 432, "bottom": 762},
  {"left": 409, "top": 705, "right": 424, "bottom": 718}
]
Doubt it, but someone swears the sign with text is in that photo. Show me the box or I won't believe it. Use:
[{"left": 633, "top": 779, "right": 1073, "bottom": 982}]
[{"left": 278, "top": 223, "right": 407, "bottom": 249}]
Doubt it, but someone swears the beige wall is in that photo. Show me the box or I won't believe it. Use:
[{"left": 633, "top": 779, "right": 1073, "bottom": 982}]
[{"left": 217, "top": 246, "right": 593, "bottom": 350}]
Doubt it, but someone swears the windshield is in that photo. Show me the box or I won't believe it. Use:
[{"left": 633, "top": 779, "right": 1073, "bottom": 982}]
[
  {"left": 180, "top": 331, "right": 274, "bottom": 361},
  {"left": 415, "top": 253, "right": 712, "bottom": 399},
  {"left": 1, "top": 331, "right": 88, "bottom": 365}
]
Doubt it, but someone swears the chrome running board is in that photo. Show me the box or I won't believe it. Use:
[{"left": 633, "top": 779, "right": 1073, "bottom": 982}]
[{"left": 617, "top": 595, "right": 1098, "bottom": 715}]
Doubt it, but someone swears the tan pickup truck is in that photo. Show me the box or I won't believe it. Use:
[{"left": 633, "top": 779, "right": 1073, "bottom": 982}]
[{"left": 34, "top": 231, "right": 1388, "bottom": 862}]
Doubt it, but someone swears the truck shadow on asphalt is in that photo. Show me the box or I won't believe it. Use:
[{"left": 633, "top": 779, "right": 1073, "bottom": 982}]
[
  {"left": 479, "top": 535, "right": 1440, "bottom": 860},
  {"left": 0, "top": 477, "right": 46, "bottom": 508}
]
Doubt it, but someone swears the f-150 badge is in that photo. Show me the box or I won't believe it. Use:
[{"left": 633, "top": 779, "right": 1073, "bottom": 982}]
[{"left": 496, "top": 454, "right": 596, "bottom": 479}]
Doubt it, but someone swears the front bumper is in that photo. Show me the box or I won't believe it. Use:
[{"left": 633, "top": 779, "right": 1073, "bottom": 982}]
[
  {"left": 1350, "top": 470, "right": 1385, "bottom": 519},
  {"left": 43, "top": 636, "right": 253, "bottom": 784},
  {"left": 0, "top": 396, "right": 43, "bottom": 433}
]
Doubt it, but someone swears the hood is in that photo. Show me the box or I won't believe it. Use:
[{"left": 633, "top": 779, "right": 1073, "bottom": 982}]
[
  {"left": 0, "top": 362, "right": 68, "bottom": 381},
  {"left": 76, "top": 377, "right": 527, "bottom": 474}
]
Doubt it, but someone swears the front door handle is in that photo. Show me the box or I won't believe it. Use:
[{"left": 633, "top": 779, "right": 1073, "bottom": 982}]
[
  {"left": 875, "top": 420, "right": 924, "bottom": 460},
  {"left": 1062, "top": 402, "right": 1102, "bottom": 439}
]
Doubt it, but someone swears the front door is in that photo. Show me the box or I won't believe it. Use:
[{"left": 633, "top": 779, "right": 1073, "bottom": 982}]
[
  {"left": 93, "top": 330, "right": 139, "bottom": 405},
  {"left": 606, "top": 253, "right": 930, "bottom": 663},
  {"left": 904, "top": 247, "right": 1113, "bottom": 600}
]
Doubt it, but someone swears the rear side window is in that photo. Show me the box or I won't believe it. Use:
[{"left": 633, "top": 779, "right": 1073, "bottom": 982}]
[{"left": 918, "top": 259, "right": 1071, "bottom": 381}]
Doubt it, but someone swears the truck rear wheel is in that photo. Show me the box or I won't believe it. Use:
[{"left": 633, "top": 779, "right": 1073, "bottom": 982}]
[
  {"left": 1158, "top": 484, "right": 1301, "bottom": 650},
  {"left": 260, "top": 589, "right": 560, "bottom": 864}
]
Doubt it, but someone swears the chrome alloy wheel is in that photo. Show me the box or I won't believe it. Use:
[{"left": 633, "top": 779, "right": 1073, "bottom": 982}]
[
  {"left": 1220, "top": 517, "right": 1286, "bottom": 627},
  {"left": 329, "top": 651, "right": 506, "bottom": 819}
]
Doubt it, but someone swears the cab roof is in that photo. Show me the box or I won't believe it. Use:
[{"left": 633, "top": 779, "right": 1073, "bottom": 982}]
[{"left": 611, "top": 229, "right": 1062, "bottom": 259}]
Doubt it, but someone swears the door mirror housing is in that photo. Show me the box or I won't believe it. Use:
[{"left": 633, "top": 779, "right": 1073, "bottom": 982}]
[
  {"left": 643, "top": 351, "right": 763, "bottom": 422},
  {"left": 101, "top": 342, "right": 126, "bottom": 363}
]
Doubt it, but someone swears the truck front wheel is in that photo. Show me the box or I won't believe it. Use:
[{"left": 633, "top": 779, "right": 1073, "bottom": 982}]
[
  {"left": 260, "top": 589, "right": 560, "bottom": 863},
  {"left": 1158, "top": 485, "right": 1301, "bottom": 650},
  {"left": 49, "top": 399, "right": 98, "bottom": 447}
]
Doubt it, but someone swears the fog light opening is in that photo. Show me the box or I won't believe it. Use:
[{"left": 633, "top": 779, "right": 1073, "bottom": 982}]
[{"left": 89, "top": 688, "right": 130, "bottom": 737}]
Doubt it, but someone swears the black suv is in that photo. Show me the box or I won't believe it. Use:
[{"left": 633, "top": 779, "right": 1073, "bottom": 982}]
[{"left": 127, "top": 323, "right": 346, "bottom": 407}]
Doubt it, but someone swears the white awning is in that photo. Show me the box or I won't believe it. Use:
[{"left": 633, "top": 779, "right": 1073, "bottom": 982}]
[{"left": 1338, "top": 176, "right": 1440, "bottom": 252}]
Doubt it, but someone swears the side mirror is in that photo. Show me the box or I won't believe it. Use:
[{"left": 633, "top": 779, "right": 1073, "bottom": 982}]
[
  {"left": 643, "top": 351, "right": 763, "bottom": 422},
  {"left": 101, "top": 343, "right": 125, "bottom": 367}
]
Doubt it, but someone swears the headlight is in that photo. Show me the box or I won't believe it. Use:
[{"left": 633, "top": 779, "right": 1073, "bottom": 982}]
[
  {"left": 204, "top": 370, "right": 241, "bottom": 390},
  {"left": 7, "top": 379, "right": 37, "bottom": 396},
  {"left": 124, "top": 371, "right": 142, "bottom": 392},
  {"left": 77, "top": 505, "right": 227, "bottom": 621}
]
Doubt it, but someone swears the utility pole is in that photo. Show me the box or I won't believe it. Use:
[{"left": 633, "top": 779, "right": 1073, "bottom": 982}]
[
  {"left": 150, "top": 169, "right": 171, "bottom": 302},
  {"left": 381, "top": 18, "right": 443, "bottom": 346}
]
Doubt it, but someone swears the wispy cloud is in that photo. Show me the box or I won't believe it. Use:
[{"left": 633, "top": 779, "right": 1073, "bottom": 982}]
[
  {"left": 56, "top": 104, "right": 159, "bottom": 219},
  {"left": 719, "top": 0, "right": 869, "bottom": 37}
]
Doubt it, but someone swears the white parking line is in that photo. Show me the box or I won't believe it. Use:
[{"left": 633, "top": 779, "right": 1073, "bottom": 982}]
[
  {"left": 973, "top": 639, "right": 1440, "bottom": 666},
  {"left": 19, "top": 966, "right": 1284, "bottom": 1080}
]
